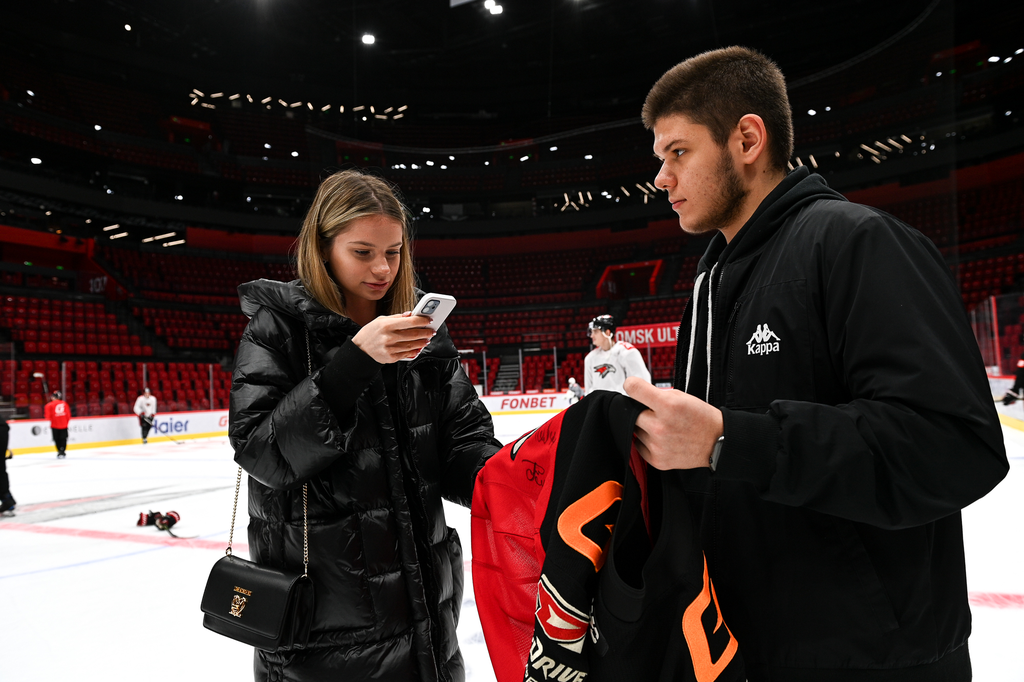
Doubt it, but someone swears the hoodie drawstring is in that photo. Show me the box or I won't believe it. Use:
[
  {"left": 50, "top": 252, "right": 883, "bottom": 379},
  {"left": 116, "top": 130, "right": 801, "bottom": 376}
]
[
  {"left": 683, "top": 264, "right": 716, "bottom": 402},
  {"left": 684, "top": 270, "right": 704, "bottom": 394}
]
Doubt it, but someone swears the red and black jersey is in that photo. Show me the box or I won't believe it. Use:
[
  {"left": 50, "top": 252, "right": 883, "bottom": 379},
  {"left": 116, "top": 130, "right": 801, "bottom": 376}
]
[{"left": 471, "top": 391, "right": 744, "bottom": 682}]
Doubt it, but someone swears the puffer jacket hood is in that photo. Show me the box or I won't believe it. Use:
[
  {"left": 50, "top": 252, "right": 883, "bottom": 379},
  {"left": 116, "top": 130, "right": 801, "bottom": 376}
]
[{"left": 230, "top": 278, "right": 499, "bottom": 682}]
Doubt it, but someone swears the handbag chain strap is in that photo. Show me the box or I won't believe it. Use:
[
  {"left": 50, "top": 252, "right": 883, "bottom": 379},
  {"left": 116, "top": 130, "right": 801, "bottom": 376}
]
[{"left": 225, "top": 328, "right": 312, "bottom": 579}]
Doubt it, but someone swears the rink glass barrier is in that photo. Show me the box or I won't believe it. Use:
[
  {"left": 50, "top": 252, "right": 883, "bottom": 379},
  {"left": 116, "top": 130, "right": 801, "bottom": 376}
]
[
  {"left": 0, "top": 356, "right": 230, "bottom": 420},
  {"left": 971, "top": 293, "right": 1024, "bottom": 377}
]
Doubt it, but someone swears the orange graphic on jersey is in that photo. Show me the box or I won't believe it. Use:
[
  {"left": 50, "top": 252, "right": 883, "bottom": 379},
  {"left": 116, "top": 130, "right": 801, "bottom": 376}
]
[
  {"left": 682, "top": 555, "right": 739, "bottom": 682},
  {"left": 556, "top": 480, "right": 622, "bottom": 571}
]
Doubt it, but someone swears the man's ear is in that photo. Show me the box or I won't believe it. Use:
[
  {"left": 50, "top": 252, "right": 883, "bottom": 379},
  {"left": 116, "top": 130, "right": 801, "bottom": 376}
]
[{"left": 734, "top": 113, "right": 769, "bottom": 167}]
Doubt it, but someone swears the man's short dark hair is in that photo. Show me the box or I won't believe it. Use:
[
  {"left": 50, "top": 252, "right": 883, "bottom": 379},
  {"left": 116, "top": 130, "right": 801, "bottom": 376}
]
[{"left": 642, "top": 46, "right": 794, "bottom": 174}]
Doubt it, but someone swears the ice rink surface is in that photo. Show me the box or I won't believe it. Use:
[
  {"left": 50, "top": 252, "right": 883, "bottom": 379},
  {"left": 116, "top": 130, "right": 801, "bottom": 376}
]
[{"left": 2, "top": 405, "right": 1023, "bottom": 681}]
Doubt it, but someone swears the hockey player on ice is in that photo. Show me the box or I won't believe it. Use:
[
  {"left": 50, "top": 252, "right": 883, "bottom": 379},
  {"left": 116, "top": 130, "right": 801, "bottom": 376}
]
[{"left": 583, "top": 314, "right": 650, "bottom": 396}]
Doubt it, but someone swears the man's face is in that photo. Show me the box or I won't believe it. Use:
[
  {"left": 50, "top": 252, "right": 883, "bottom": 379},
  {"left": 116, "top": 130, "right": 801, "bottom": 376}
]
[
  {"left": 590, "top": 328, "right": 613, "bottom": 351},
  {"left": 652, "top": 114, "right": 749, "bottom": 236}
]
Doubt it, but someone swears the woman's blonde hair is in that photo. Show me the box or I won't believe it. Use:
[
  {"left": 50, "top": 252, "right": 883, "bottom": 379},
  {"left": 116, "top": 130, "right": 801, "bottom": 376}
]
[{"left": 296, "top": 169, "right": 417, "bottom": 318}]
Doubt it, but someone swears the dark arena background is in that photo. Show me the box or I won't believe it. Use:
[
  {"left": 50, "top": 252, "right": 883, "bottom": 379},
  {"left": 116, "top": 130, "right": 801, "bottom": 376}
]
[{"left": 1, "top": 0, "right": 1023, "bottom": 679}]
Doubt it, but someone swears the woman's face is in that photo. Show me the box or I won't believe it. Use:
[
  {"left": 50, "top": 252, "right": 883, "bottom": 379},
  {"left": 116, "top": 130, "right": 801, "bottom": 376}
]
[{"left": 325, "top": 214, "right": 404, "bottom": 313}]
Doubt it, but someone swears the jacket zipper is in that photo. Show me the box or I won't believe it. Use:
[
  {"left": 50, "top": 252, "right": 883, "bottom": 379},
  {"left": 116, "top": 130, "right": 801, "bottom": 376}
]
[{"left": 725, "top": 301, "right": 742, "bottom": 397}]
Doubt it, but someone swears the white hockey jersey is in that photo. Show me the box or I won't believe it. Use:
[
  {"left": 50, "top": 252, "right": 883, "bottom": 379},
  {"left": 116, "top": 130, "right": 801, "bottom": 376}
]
[{"left": 584, "top": 341, "right": 651, "bottom": 395}]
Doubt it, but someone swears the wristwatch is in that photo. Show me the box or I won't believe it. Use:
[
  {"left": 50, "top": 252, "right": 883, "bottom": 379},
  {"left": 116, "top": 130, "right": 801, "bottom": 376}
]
[{"left": 709, "top": 435, "right": 725, "bottom": 472}]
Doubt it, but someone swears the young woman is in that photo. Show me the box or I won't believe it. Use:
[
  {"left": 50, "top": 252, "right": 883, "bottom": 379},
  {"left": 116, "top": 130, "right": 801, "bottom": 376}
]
[{"left": 230, "top": 169, "right": 500, "bottom": 682}]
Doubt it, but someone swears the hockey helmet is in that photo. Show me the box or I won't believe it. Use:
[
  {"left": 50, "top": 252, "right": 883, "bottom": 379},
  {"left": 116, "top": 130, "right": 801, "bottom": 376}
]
[{"left": 588, "top": 314, "right": 616, "bottom": 335}]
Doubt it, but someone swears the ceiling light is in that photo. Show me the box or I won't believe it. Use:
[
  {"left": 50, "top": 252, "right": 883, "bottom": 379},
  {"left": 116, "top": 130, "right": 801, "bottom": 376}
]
[
  {"left": 1007, "top": 111, "right": 1013, "bottom": 116},
  {"left": 247, "top": 94, "right": 254, "bottom": 102},
  {"left": 385, "top": 107, "right": 394, "bottom": 114},
  {"left": 162, "top": 240, "right": 185, "bottom": 247},
  {"left": 193, "top": 89, "right": 204, "bottom": 96},
  {"left": 807, "top": 109, "right": 816, "bottom": 116},
  {"left": 375, "top": 114, "right": 387, "bottom": 119},
  {"left": 307, "top": 102, "right": 314, "bottom": 110},
  {"left": 422, "top": 207, "right": 430, "bottom": 213},
  {"left": 109, "top": 231, "right": 128, "bottom": 239},
  {"left": 490, "top": 4, "right": 503, "bottom": 14},
  {"left": 124, "top": 24, "right": 131, "bottom": 31},
  {"left": 397, "top": 105, "right": 408, "bottom": 112},
  {"left": 103, "top": 224, "right": 121, "bottom": 231},
  {"left": 362, "top": 116, "right": 367, "bottom": 121},
  {"left": 201, "top": 103, "right": 215, "bottom": 109},
  {"left": 825, "top": 106, "right": 831, "bottom": 112},
  {"left": 1005, "top": 57, "right": 1013, "bottom": 63},
  {"left": 362, "top": 34, "right": 375, "bottom": 45},
  {"left": 289, "top": 101, "right": 301, "bottom": 108},
  {"left": 291, "top": 151, "right": 299, "bottom": 157},
  {"left": 339, "top": 105, "right": 345, "bottom": 113},
  {"left": 1017, "top": 49, "right": 1023, "bottom": 55},
  {"left": 321, "top": 104, "right": 331, "bottom": 111},
  {"left": 393, "top": 113, "right": 403, "bottom": 119},
  {"left": 620, "top": 186, "right": 630, "bottom": 197},
  {"left": 440, "top": 165, "right": 447, "bottom": 169},
  {"left": 795, "top": 157, "right": 803, "bottom": 166},
  {"left": 211, "top": 92, "right": 224, "bottom": 98},
  {"left": 485, "top": 0, "right": 495, "bottom": 6},
  {"left": 520, "top": 155, "right": 529, "bottom": 162},
  {"left": 261, "top": 96, "right": 272, "bottom": 104},
  {"left": 859, "top": 144, "right": 879, "bottom": 156},
  {"left": 988, "top": 56, "right": 1000, "bottom": 63},
  {"left": 27, "top": 90, "right": 35, "bottom": 96},
  {"left": 191, "top": 98, "right": 198, "bottom": 105},
  {"left": 228, "top": 94, "right": 240, "bottom": 100},
  {"left": 174, "top": 195, "right": 183, "bottom": 201},
  {"left": 549, "top": 146, "right": 558, "bottom": 151},
  {"left": 809, "top": 155, "right": 818, "bottom": 168},
  {"left": 94, "top": 125, "right": 102, "bottom": 131},
  {"left": 449, "top": 156, "right": 455, "bottom": 160},
  {"left": 30, "top": 157, "right": 42, "bottom": 165},
  {"left": 874, "top": 141, "right": 892, "bottom": 152},
  {"left": 901, "top": 134, "right": 913, "bottom": 143},
  {"left": 370, "top": 106, "right": 376, "bottom": 113},
  {"left": 936, "top": 71, "right": 943, "bottom": 77},
  {"left": 426, "top": 160, "right": 435, "bottom": 166},
  {"left": 353, "top": 105, "right": 365, "bottom": 111},
  {"left": 278, "top": 99, "right": 288, "bottom": 106},
  {"left": 584, "top": 154, "right": 593, "bottom": 160}
]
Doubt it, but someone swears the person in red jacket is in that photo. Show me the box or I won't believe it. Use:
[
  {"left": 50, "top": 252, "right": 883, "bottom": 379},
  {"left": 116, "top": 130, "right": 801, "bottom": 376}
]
[{"left": 43, "top": 391, "right": 71, "bottom": 459}]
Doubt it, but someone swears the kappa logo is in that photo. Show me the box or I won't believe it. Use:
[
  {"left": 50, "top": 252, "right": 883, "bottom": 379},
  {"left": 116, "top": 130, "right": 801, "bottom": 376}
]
[
  {"left": 746, "top": 323, "right": 781, "bottom": 356},
  {"left": 535, "top": 574, "right": 590, "bottom": 653},
  {"left": 594, "top": 363, "right": 616, "bottom": 378}
]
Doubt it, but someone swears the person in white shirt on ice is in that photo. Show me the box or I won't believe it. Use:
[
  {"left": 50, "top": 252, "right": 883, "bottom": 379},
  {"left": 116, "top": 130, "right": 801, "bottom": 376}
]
[
  {"left": 583, "top": 314, "right": 650, "bottom": 395},
  {"left": 133, "top": 387, "right": 157, "bottom": 444}
]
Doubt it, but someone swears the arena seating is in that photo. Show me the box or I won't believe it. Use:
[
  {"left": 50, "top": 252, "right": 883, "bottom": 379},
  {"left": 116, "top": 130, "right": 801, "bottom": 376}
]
[
  {"left": 0, "top": 294, "right": 152, "bottom": 358},
  {"left": 134, "top": 306, "right": 248, "bottom": 352}
]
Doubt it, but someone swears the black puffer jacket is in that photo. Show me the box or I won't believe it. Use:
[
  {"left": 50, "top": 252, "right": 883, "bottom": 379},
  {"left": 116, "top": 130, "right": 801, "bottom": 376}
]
[{"left": 229, "top": 279, "right": 500, "bottom": 682}]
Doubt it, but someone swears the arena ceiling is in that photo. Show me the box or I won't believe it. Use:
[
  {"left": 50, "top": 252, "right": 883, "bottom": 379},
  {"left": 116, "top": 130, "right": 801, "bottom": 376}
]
[{"left": 3, "top": 0, "right": 1009, "bottom": 128}]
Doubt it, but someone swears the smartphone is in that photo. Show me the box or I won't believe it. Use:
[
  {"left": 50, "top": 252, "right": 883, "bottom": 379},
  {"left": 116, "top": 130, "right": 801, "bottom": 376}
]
[{"left": 401, "top": 293, "right": 457, "bottom": 360}]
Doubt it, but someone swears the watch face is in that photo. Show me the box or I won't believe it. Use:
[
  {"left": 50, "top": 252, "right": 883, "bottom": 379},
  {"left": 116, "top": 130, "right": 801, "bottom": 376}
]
[{"left": 710, "top": 437, "right": 724, "bottom": 471}]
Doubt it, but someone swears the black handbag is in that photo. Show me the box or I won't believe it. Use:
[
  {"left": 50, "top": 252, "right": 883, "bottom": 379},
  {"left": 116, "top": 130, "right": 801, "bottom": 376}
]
[{"left": 200, "top": 330, "right": 316, "bottom": 652}]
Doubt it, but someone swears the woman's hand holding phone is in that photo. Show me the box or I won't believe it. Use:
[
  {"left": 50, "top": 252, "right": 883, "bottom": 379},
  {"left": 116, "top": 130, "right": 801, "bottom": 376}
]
[{"left": 352, "top": 312, "right": 435, "bottom": 364}]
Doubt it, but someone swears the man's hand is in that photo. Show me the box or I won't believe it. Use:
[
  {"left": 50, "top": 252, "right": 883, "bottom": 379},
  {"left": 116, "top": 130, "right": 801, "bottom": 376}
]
[{"left": 623, "top": 377, "right": 724, "bottom": 470}]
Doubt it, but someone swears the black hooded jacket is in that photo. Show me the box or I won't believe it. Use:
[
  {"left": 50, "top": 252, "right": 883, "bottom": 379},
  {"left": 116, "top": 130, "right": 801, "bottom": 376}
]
[
  {"left": 229, "top": 279, "right": 501, "bottom": 682},
  {"left": 675, "top": 167, "right": 1008, "bottom": 681}
]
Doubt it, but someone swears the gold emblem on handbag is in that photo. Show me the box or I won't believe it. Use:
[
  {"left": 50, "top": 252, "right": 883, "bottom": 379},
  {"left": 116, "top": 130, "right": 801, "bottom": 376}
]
[
  {"left": 200, "top": 329, "right": 316, "bottom": 652},
  {"left": 230, "top": 594, "right": 248, "bottom": 618}
]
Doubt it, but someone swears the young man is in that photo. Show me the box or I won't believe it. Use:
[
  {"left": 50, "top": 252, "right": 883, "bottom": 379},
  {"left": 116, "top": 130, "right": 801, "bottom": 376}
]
[
  {"left": 623, "top": 47, "right": 1008, "bottom": 681},
  {"left": 43, "top": 391, "right": 71, "bottom": 459},
  {"left": 583, "top": 314, "right": 651, "bottom": 395},
  {"left": 133, "top": 387, "right": 157, "bottom": 444}
]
